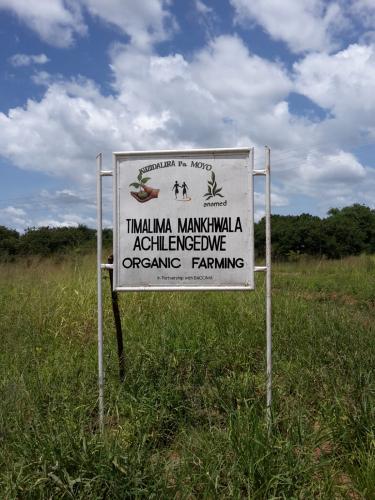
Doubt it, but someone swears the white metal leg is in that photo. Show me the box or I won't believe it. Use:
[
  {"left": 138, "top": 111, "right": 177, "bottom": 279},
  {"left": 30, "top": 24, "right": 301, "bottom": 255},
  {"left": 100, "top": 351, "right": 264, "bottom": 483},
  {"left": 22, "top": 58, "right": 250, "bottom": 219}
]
[
  {"left": 253, "top": 147, "right": 272, "bottom": 430},
  {"left": 96, "top": 153, "right": 104, "bottom": 432},
  {"left": 265, "top": 146, "right": 272, "bottom": 430}
]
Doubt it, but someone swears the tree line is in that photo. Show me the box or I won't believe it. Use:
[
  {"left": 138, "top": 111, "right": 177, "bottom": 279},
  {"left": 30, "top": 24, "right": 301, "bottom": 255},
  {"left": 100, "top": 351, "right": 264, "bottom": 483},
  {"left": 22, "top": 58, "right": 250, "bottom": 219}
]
[{"left": 0, "top": 204, "right": 374, "bottom": 261}]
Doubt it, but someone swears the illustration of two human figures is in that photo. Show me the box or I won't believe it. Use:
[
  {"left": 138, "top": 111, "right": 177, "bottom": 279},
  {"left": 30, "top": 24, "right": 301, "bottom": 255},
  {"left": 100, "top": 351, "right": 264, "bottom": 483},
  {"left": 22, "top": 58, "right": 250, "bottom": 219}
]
[{"left": 172, "top": 181, "right": 189, "bottom": 199}]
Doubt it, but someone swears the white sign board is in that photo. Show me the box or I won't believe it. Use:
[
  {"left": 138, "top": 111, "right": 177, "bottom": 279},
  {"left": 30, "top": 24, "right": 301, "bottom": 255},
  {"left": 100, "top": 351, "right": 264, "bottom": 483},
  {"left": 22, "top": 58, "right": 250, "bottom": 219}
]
[{"left": 113, "top": 148, "right": 254, "bottom": 291}]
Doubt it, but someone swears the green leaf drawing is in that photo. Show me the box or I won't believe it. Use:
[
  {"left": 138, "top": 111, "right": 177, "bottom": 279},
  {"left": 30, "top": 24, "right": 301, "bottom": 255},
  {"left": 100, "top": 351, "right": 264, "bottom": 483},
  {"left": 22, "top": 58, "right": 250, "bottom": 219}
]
[
  {"left": 204, "top": 170, "right": 224, "bottom": 200},
  {"left": 130, "top": 174, "right": 152, "bottom": 192}
]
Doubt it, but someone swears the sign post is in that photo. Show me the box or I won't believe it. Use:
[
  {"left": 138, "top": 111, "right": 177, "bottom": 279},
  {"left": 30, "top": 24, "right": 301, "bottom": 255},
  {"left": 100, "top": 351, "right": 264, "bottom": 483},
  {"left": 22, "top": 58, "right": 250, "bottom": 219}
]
[
  {"left": 265, "top": 147, "right": 272, "bottom": 428},
  {"left": 97, "top": 147, "right": 271, "bottom": 431}
]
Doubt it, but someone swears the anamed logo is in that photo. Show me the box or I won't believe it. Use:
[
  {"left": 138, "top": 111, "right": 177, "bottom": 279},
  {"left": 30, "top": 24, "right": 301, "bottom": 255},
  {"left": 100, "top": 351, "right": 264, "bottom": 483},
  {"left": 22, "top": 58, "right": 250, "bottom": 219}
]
[{"left": 203, "top": 171, "right": 227, "bottom": 207}]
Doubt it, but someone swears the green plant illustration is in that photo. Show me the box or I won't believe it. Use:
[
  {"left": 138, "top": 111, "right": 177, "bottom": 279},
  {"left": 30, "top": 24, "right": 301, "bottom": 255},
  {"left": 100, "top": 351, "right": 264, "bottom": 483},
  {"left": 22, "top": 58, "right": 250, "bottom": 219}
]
[
  {"left": 204, "top": 171, "right": 224, "bottom": 200},
  {"left": 129, "top": 172, "right": 151, "bottom": 199}
]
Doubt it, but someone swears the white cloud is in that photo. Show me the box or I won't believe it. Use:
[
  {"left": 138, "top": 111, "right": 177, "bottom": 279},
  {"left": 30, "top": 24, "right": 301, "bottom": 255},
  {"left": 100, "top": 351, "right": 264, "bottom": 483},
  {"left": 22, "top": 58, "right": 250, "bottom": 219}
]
[
  {"left": 81, "top": 0, "right": 176, "bottom": 50},
  {"left": 194, "top": 0, "right": 217, "bottom": 38},
  {"left": 36, "top": 214, "right": 96, "bottom": 228},
  {"left": 1, "top": 34, "right": 374, "bottom": 226},
  {"left": 2, "top": 0, "right": 369, "bottom": 56},
  {"left": 294, "top": 44, "right": 375, "bottom": 112},
  {"left": 0, "top": 0, "right": 86, "bottom": 47},
  {"left": 272, "top": 149, "right": 372, "bottom": 215},
  {"left": 2, "top": 206, "right": 26, "bottom": 217},
  {"left": 0, "top": 206, "right": 30, "bottom": 230},
  {"left": 9, "top": 53, "right": 49, "bottom": 67},
  {"left": 255, "top": 190, "right": 289, "bottom": 207},
  {"left": 195, "top": 0, "right": 212, "bottom": 15},
  {"left": 0, "top": 188, "right": 108, "bottom": 231},
  {"left": 110, "top": 36, "right": 293, "bottom": 149},
  {"left": 0, "top": 77, "right": 125, "bottom": 182},
  {"left": 294, "top": 44, "right": 375, "bottom": 142},
  {"left": 359, "top": 30, "right": 375, "bottom": 45},
  {"left": 0, "top": 0, "right": 175, "bottom": 49},
  {"left": 350, "top": 0, "right": 375, "bottom": 28},
  {"left": 299, "top": 151, "right": 366, "bottom": 184},
  {"left": 230, "top": 0, "right": 349, "bottom": 53},
  {"left": 192, "top": 36, "right": 292, "bottom": 109},
  {"left": 0, "top": 35, "right": 296, "bottom": 216}
]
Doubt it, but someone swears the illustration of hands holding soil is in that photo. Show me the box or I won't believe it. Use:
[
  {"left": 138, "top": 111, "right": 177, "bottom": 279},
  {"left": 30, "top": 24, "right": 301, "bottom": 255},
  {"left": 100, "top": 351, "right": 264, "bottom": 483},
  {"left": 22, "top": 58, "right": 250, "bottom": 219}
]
[{"left": 129, "top": 173, "right": 160, "bottom": 203}]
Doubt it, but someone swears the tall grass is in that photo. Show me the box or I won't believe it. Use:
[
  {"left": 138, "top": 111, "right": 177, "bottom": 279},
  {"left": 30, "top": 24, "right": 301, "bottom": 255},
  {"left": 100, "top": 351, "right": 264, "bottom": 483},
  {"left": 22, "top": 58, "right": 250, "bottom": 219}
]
[{"left": 0, "top": 254, "right": 374, "bottom": 498}]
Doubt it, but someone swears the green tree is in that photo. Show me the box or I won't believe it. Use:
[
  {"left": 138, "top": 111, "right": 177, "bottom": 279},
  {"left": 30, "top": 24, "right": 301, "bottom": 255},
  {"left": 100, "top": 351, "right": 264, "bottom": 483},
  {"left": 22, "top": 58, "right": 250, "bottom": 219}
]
[
  {"left": 322, "top": 204, "right": 375, "bottom": 258},
  {"left": 255, "top": 214, "right": 322, "bottom": 259},
  {"left": 0, "top": 226, "right": 19, "bottom": 259},
  {"left": 18, "top": 225, "right": 96, "bottom": 256}
]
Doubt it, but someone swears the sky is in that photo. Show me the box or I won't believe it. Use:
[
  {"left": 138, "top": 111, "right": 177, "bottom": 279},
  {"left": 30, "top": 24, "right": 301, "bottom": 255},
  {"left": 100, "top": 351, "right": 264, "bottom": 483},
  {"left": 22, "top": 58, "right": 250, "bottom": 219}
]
[{"left": 0, "top": 0, "right": 375, "bottom": 231}]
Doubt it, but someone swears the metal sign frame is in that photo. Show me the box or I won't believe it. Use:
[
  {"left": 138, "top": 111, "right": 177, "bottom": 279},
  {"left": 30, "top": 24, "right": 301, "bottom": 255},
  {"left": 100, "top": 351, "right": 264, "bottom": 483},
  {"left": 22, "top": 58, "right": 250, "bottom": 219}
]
[
  {"left": 113, "top": 148, "right": 254, "bottom": 292},
  {"left": 96, "top": 147, "right": 272, "bottom": 432}
]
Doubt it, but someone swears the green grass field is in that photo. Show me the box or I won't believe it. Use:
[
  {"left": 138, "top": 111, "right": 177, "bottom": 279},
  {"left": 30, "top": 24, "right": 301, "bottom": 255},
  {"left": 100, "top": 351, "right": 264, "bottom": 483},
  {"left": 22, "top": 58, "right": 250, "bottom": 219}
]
[{"left": 0, "top": 254, "right": 374, "bottom": 498}]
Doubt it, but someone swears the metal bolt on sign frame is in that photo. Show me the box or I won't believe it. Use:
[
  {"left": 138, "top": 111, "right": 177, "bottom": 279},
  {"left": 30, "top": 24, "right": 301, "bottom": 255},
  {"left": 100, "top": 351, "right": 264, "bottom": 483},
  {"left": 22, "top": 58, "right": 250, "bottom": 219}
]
[{"left": 97, "top": 148, "right": 272, "bottom": 433}]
